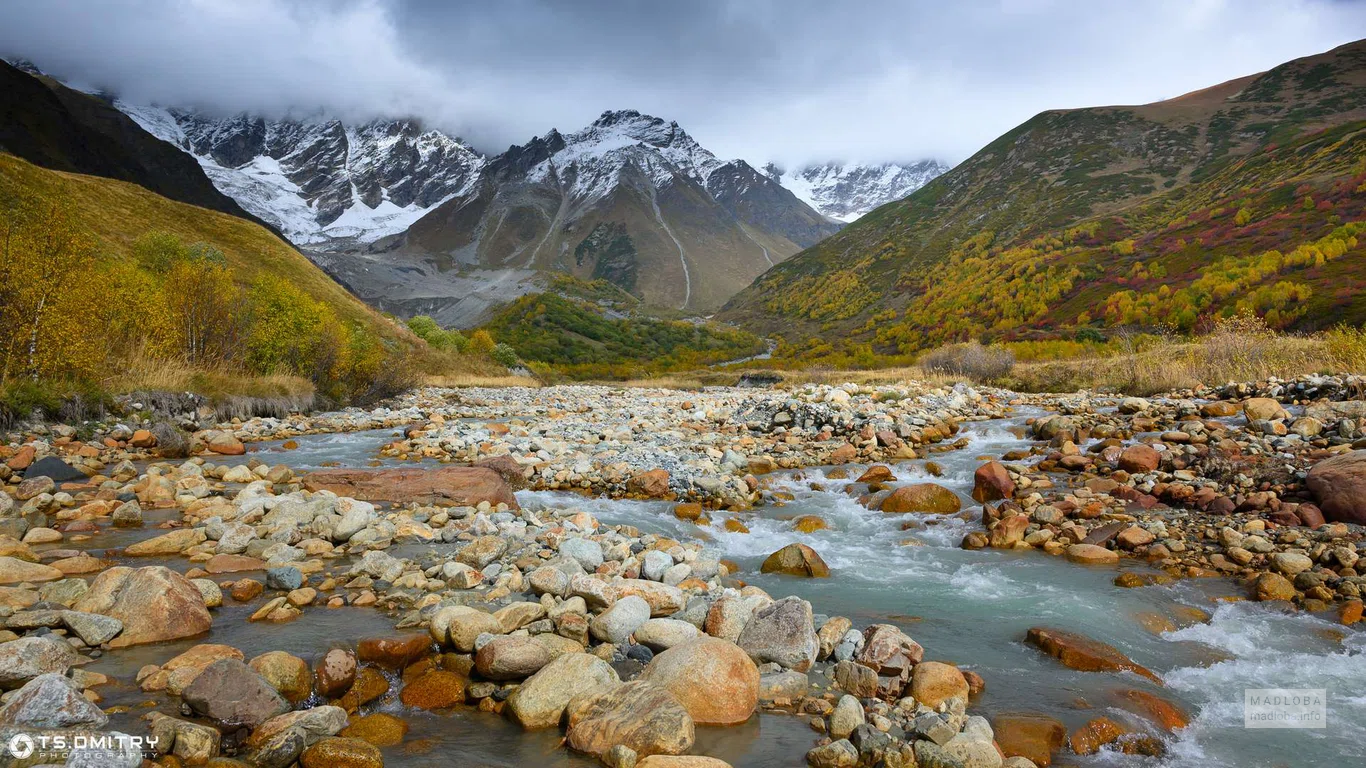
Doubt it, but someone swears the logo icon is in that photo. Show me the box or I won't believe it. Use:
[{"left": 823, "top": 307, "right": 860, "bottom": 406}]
[{"left": 8, "top": 733, "right": 34, "bottom": 759}]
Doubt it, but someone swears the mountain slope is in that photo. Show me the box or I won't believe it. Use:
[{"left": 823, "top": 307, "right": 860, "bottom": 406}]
[
  {"left": 765, "top": 160, "right": 950, "bottom": 222},
  {"left": 115, "top": 104, "right": 485, "bottom": 246},
  {"left": 403, "top": 110, "right": 841, "bottom": 311},
  {"left": 722, "top": 39, "right": 1366, "bottom": 356},
  {"left": 0, "top": 60, "right": 268, "bottom": 229}
]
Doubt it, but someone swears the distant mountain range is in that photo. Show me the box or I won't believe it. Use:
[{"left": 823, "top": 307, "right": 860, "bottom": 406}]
[{"left": 764, "top": 160, "right": 949, "bottom": 222}]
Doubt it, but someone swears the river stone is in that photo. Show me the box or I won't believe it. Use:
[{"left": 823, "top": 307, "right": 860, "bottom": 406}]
[
  {"left": 431, "top": 605, "right": 502, "bottom": 652},
  {"left": 60, "top": 610, "right": 122, "bottom": 646},
  {"left": 508, "top": 652, "right": 621, "bottom": 729},
  {"left": 357, "top": 634, "right": 431, "bottom": 671},
  {"left": 992, "top": 713, "right": 1065, "bottom": 767},
  {"left": 807, "top": 739, "right": 859, "bottom": 768},
  {"left": 148, "top": 713, "right": 221, "bottom": 764},
  {"left": 124, "top": 527, "right": 206, "bottom": 556},
  {"left": 111, "top": 500, "right": 143, "bottom": 527},
  {"left": 300, "top": 737, "right": 384, "bottom": 768},
  {"left": 591, "top": 595, "right": 652, "bottom": 643},
  {"left": 703, "top": 594, "right": 767, "bottom": 642},
  {"left": 398, "top": 669, "right": 466, "bottom": 709},
  {"left": 250, "top": 651, "right": 314, "bottom": 703},
  {"left": 737, "top": 596, "right": 818, "bottom": 672},
  {"left": 634, "top": 618, "right": 702, "bottom": 652},
  {"left": 0, "top": 636, "right": 85, "bottom": 689},
  {"left": 1064, "top": 544, "right": 1119, "bottom": 565},
  {"left": 759, "top": 543, "right": 830, "bottom": 577},
  {"left": 182, "top": 658, "right": 289, "bottom": 727},
  {"left": 340, "top": 712, "right": 409, "bottom": 747},
  {"left": 911, "top": 661, "right": 969, "bottom": 708},
  {"left": 639, "top": 637, "right": 759, "bottom": 725},
  {"left": 1306, "top": 450, "right": 1366, "bottom": 525},
  {"left": 1118, "top": 444, "right": 1160, "bottom": 473},
  {"left": 829, "top": 694, "right": 864, "bottom": 739},
  {"left": 1243, "top": 398, "right": 1287, "bottom": 422},
  {"left": 643, "top": 550, "right": 673, "bottom": 581},
  {"left": 475, "top": 635, "right": 552, "bottom": 680},
  {"left": 561, "top": 538, "right": 604, "bottom": 570},
  {"left": 247, "top": 706, "right": 349, "bottom": 768},
  {"left": 141, "top": 644, "right": 243, "bottom": 695},
  {"left": 529, "top": 566, "right": 570, "bottom": 597},
  {"left": 1254, "top": 572, "right": 1297, "bottom": 601},
  {"left": 0, "top": 673, "right": 106, "bottom": 728},
  {"left": 972, "top": 461, "right": 1015, "bottom": 503},
  {"left": 495, "top": 601, "right": 548, "bottom": 633},
  {"left": 457, "top": 535, "right": 508, "bottom": 568},
  {"left": 636, "top": 758, "right": 734, "bottom": 768},
  {"left": 0, "top": 556, "right": 62, "bottom": 584},
  {"left": 23, "top": 456, "right": 85, "bottom": 483},
  {"left": 301, "top": 465, "right": 518, "bottom": 508},
  {"left": 314, "top": 648, "right": 357, "bottom": 698},
  {"left": 1024, "top": 627, "right": 1161, "bottom": 684},
  {"left": 566, "top": 681, "right": 694, "bottom": 759},
  {"left": 266, "top": 566, "right": 304, "bottom": 591},
  {"left": 608, "top": 580, "right": 687, "bottom": 616},
  {"left": 73, "top": 566, "right": 212, "bottom": 647},
  {"left": 879, "top": 483, "right": 961, "bottom": 514}
]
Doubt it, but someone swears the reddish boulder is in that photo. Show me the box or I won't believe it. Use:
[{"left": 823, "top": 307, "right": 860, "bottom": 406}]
[
  {"left": 627, "top": 469, "right": 672, "bottom": 498},
  {"left": 1305, "top": 451, "right": 1366, "bottom": 525},
  {"left": 972, "top": 461, "right": 1015, "bottom": 503},
  {"left": 1118, "top": 445, "right": 1160, "bottom": 473},
  {"left": 879, "top": 483, "right": 961, "bottom": 514},
  {"left": 993, "top": 713, "right": 1066, "bottom": 767},
  {"left": 302, "top": 466, "right": 518, "bottom": 509},
  {"left": 760, "top": 543, "right": 830, "bottom": 578},
  {"left": 1025, "top": 627, "right": 1161, "bottom": 684}
]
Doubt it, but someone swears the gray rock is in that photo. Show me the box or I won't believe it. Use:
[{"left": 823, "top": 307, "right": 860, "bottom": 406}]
[
  {"left": 830, "top": 694, "right": 864, "bottom": 739},
  {"left": 63, "top": 730, "right": 144, "bottom": 768},
  {"left": 642, "top": 550, "right": 672, "bottom": 581},
  {"left": 560, "top": 538, "right": 604, "bottom": 571},
  {"left": 0, "top": 673, "right": 107, "bottom": 728},
  {"left": 111, "top": 500, "right": 143, "bottom": 528},
  {"left": 181, "top": 659, "right": 288, "bottom": 727},
  {"left": 590, "top": 595, "right": 651, "bottom": 644},
  {"left": 737, "top": 596, "right": 819, "bottom": 672},
  {"left": 806, "top": 738, "right": 859, "bottom": 768},
  {"left": 61, "top": 611, "right": 123, "bottom": 646},
  {"left": 0, "top": 636, "right": 84, "bottom": 689},
  {"left": 266, "top": 567, "right": 303, "bottom": 591}
]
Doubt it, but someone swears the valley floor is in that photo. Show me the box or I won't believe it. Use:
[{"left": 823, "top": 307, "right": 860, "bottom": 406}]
[{"left": 0, "top": 376, "right": 1362, "bottom": 768}]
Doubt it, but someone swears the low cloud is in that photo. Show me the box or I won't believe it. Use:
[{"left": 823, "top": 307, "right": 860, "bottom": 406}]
[{"left": 4, "top": 0, "right": 1363, "bottom": 166}]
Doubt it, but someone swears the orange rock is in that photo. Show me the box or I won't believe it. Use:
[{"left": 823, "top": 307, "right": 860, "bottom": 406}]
[
  {"left": 1025, "top": 627, "right": 1162, "bottom": 684},
  {"left": 856, "top": 465, "right": 895, "bottom": 484},
  {"left": 759, "top": 543, "right": 830, "bottom": 578},
  {"left": 993, "top": 713, "right": 1066, "bottom": 767},
  {"left": 879, "top": 483, "right": 961, "bottom": 514},
  {"left": 1070, "top": 716, "right": 1127, "bottom": 755},
  {"left": 302, "top": 466, "right": 518, "bottom": 508},
  {"left": 399, "top": 669, "right": 466, "bottom": 709},
  {"left": 627, "top": 469, "right": 672, "bottom": 498},
  {"left": 1116, "top": 689, "right": 1189, "bottom": 731}
]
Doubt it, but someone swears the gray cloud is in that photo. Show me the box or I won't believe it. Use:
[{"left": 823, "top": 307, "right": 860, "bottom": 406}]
[{"left": 3, "top": 0, "right": 1364, "bottom": 166}]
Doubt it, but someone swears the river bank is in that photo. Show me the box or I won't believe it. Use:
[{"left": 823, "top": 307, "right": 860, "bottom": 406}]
[{"left": 0, "top": 377, "right": 1361, "bottom": 767}]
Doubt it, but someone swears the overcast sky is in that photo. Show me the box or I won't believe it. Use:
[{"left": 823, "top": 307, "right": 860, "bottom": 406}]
[{"left": 4, "top": 0, "right": 1364, "bottom": 166}]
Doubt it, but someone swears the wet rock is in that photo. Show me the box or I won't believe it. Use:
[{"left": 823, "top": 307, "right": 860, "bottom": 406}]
[
  {"left": 566, "top": 680, "right": 695, "bottom": 759},
  {"left": 431, "top": 605, "right": 502, "bottom": 652},
  {"left": 247, "top": 706, "right": 348, "bottom": 768},
  {"left": 182, "top": 658, "right": 289, "bottom": 727},
  {"left": 880, "top": 483, "right": 961, "bottom": 514},
  {"left": 637, "top": 758, "right": 734, "bottom": 768},
  {"left": 73, "top": 566, "right": 212, "bottom": 647},
  {"left": 1254, "top": 572, "right": 1297, "bottom": 601},
  {"left": 993, "top": 713, "right": 1064, "bottom": 767},
  {"left": 639, "top": 636, "right": 759, "bottom": 725},
  {"left": 250, "top": 651, "right": 313, "bottom": 703},
  {"left": 972, "top": 461, "right": 1015, "bottom": 503},
  {"left": 1024, "top": 627, "right": 1161, "bottom": 684},
  {"left": 508, "top": 652, "right": 621, "bottom": 729},
  {"left": 1115, "top": 688, "right": 1190, "bottom": 732},
  {"left": 111, "top": 500, "right": 143, "bottom": 527},
  {"left": 0, "top": 556, "right": 63, "bottom": 584},
  {"left": 1064, "top": 544, "right": 1119, "bottom": 565},
  {"left": 299, "top": 737, "right": 383, "bottom": 768},
  {"left": 124, "top": 527, "right": 205, "bottom": 556},
  {"left": 760, "top": 543, "right": 831, "bottom": 578},
  {"left": 737, "top": 596, "right": 819, "bottom": 672},
  {"left": 1069, "top": 716, "right": 1126, "bottom": 755},
  {"left": 313, "top": 648, "right": 357, "bottom": 699},
  {"left": 266, "top": 566, "right": 304, "bottom": 591},
  {"left": 399, "top": 669, "right": 467, "bottom": 709},
  {"left": 148, "top": 713, "right": 222, "bottom": 764},
  {"left": 1118, "top": 445, "right": 1160, "bottom": 473},
  {"left": 141, "top": 644, "right": 243, "bottom": 694},
  {"left": 340, "top": 712, "right": 409, "bottom": 747},
  {"left": 337, "top": 667, "right": 390, "bottom": 711},
  {"left": 357, "top": 633, "right": 431, "bottom": 671},
  {"left": 302, "top": 465, "right": 518, "bottom": 508},
  {"left": 0, "top": 672, "right": 106, "bottom": 728}
]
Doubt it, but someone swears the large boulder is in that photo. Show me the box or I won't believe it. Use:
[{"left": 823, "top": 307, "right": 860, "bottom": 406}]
[
  {"left": 301, "top": 466, "right": 518, "bottom": 508},
  {"left": 0, "top": 673, "right": 106, "bottom": 728},
  {"left": 1118, "top": 444, "right": 1160, "bottom": 473},
  {"left": 736, "top": 596, "right": 818, "bottom": 672},
  {"left": 1306, "top": 450, "right": 1366, "bottom": 525},
  {"left": 181, "top": 659, "right": 289, "bottom": 727},
  {"left": 0, "top": 556, "right": 63, "bottom": 584},
  {"left": 879, "top": 483, "right": 961, "bottom": 514},
  {"left": 760, "top": 543, "right": 830, "bottom": 578},
  {"left": 474, "top": 636, "right": 552, "bottom": 681},
  {"left": 508, "top": 652, "right": 620, "bottom": 729},
  {"left": 1243, "top": 398, "right": 1288, "bottom": 422},
  {"left": 591, "top": 595, "right": 652, "bottom": 644},
  {"left": 1024, "top": 627, "right": 1161, "bottom": 684},
  {"left": 73, "top": 566, "right": 211, "bottom": 647},
  {"left": 566, "top": 681, "right": 695, "bottom": 759},
  {"left": 23, "top": 456, "right": 86, "bottom": 483},
  {"left": 639, "top": 637, "right": 759, "bottom": 725},
  {"left": 247, "top": 706, "right": 348, "bottom": 768},
  {"left": 992, "top": 713, "right": 1066, "bottom": 767}
]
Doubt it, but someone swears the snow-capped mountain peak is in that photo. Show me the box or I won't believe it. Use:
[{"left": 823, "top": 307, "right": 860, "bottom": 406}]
[
  {"left": 764, "top": 159, "right": 950, "bottom": 222},
  {"left": 115, "top": 102, "right": 485, "bottom": 246}
]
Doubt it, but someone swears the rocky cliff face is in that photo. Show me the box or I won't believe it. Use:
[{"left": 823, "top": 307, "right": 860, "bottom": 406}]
[{"left": 765, "top": 160, "right": 949, "bottom": 222}]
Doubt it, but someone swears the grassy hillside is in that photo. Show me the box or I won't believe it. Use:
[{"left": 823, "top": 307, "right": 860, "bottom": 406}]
[
  {"left": 0, "top": 153, "right": 500, "bottom": 413},
  {"left": 721, "top": 39, "right": 1366, "bottom": 363}
]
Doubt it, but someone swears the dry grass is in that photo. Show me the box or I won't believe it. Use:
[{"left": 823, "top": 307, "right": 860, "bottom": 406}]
[
  {"left": 105, "top": 350, "right": 316, "bottom": 400},
  {"left": 423, "top": 372, "right": 543, "bottom": 389}
]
